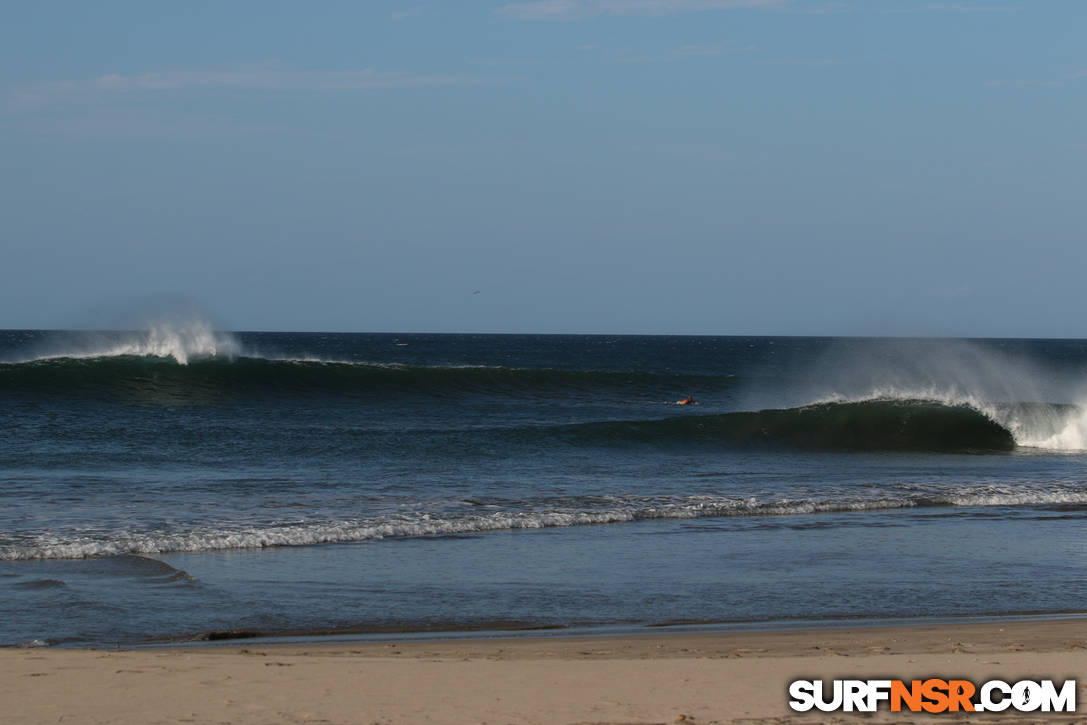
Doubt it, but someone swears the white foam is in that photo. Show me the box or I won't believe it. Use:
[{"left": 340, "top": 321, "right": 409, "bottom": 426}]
[
  {"left": 5, "top": 488, "right": 1083, "bottom": 560},
  {"left": 809, "top": 387, "right": 1087, "bottom": 452},
  {"left": 1013, "top": 408, "right": 1087, "bottom": 451},
  {"left": 944, "top": 487, "right": 1087, "bottom": 507},
  {"left": 13, "top": 319, "right": 240, "bottom": 365},
  {"left": 783, "top": 339, "right": 1087, "bottom": 452}
]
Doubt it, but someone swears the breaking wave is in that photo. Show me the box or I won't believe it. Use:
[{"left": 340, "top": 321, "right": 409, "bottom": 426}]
[
  {"left": 568, "top": 399, "right": 1016, "bottom": 452},
  {"left": 5, "top": 326, "right": 1087, "bottom": 451},
  {"left": 803, "top": 390, "right": 1087, "bottom": 452},
  {"left": 4, "top": 486, "right": 1086, "bottom": 560},
  {"left": 3, "top": 362, "right": 1087, "bottom": 452},
  {"left": 6, "top": 320, "right": 239, "bottom": 366}
]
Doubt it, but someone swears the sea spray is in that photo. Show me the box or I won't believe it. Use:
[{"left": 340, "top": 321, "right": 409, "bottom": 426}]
[
  {"left": 769, "top": 338, "right": 1087, "bottom": 451},
  {"left": 5, "top": 332, "right": 1087, "bottom": 646},
  {"left": 4, "top": 317, "right": 240, "bottom": 365}
]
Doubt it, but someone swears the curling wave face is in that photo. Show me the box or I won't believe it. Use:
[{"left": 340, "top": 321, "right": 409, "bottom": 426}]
[
  {"left": 7, "top": 332, "right": 1087, "bottom": 647},
  {"left": 803, "top": 390, "right": 1087, "bottom": 452},
  {"left": 4, "top": 339, "right": 1087, "bottom": 451},
  {"left": 570, "top": 399, "right": 1017, "bottom": 452}
]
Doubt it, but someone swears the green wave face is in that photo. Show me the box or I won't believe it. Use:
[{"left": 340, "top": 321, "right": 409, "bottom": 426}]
[
  {"left": 0, "top": 355, "right": 733, "bottom": 402},
  {"left": 572, "top": 400, "right": 1017, "bottom": 452},
  {"left": 0, "top": 356, "right": 1026, "bottom": 452}
]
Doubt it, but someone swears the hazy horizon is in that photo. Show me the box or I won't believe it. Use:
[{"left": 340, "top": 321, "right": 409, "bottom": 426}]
[{"left": 7, "top": 320, "right": 1087, "bottom": 341}]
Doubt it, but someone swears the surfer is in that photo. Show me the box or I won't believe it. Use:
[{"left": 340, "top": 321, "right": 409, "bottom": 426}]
[{"left": 676, "top": 395, "right": 698, "bottom": 406}]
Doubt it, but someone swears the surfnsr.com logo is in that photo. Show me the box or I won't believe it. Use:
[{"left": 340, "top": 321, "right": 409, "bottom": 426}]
[{"left": 789, "top": 678, "right": 1076, "bottom": 713}]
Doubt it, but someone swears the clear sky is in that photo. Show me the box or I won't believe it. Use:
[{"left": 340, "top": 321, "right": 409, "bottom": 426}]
[{"left": 2, "top": 1, "right": 1084, "bottom": 336}]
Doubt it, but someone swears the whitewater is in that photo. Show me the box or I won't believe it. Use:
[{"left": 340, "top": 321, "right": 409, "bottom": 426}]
[
  {"left": 7, "top": 322, "right": 1087, "bottom": 452},
  {"left": 3, "top": 328, "right": 1087, "bottom": 645}
]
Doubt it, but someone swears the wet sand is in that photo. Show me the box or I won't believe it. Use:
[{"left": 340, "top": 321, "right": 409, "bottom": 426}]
[{"left": 3, "top": 619, "right": 1085, "bottom": 724}]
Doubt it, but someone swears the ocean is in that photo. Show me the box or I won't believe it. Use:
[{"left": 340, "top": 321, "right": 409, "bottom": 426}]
[{"left": 2, "top": 324, "right": 1086, "bottom": 647}]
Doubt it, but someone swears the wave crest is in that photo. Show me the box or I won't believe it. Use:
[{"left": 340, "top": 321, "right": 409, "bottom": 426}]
[
  {"left": 7, "top": 320, "right": 240, "bottom": 366},
  {"left": 572, "top": 399, "right": 1016, "bottom": 452},
  {"left": 810, "top": 389, "right": 1087, "bottom": 452},
  {"left": 0, "top": 355, "right": 727, "bottom": 402},
  {"left": 5, "top": 486, "right": 1086, "bottom": 560}
]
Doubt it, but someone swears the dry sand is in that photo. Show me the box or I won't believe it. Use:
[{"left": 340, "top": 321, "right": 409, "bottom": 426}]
[{"left": 3, "top": 619, "right": 1086, "bottom": 724}]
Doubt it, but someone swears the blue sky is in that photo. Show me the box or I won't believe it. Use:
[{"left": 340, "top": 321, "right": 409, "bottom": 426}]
[{"left": 2, "top": 1, "right": 1084, "bottom": 335}]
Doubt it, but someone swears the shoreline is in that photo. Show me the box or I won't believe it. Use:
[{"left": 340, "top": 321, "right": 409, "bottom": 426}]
[
  {"left": 149, "top": 609, "right": 1087, "bottom": 649},
  {"left": 5, "top": 618, "right": 1086, "bottom": 723}
]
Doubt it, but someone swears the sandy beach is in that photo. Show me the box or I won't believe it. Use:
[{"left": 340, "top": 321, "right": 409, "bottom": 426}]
[{"left": 3, "top": 619, "right": 1085, "bottom": 724}]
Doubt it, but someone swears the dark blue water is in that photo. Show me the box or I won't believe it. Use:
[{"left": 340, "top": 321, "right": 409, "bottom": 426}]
[{"left": 2, "top": 325, "right": 1086, "bottom": 646}]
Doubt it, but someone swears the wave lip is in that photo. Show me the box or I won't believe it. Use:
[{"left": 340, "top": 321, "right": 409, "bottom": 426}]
[
  {"left": 810, "top": 390, "right": 1087, "bottom": 453},
  {"left": 7, "top": 321, "right": 240, "bottom": 366},
  {"left": 573, "top": 399, "right": 1017, "bottom": 452}
]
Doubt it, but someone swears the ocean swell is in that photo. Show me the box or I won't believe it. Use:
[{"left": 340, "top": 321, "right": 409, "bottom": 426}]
[
  {"left": 569, "top": 399, "right": 1016, "bottom": 452},
  {"left": 0, "top": 355, "right": 730, "bottom": 401}
]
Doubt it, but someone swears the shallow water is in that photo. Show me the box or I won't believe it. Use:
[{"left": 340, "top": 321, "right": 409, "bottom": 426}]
[{"left": 2, "top": 329, "right": 1086, "bottom": 645}]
